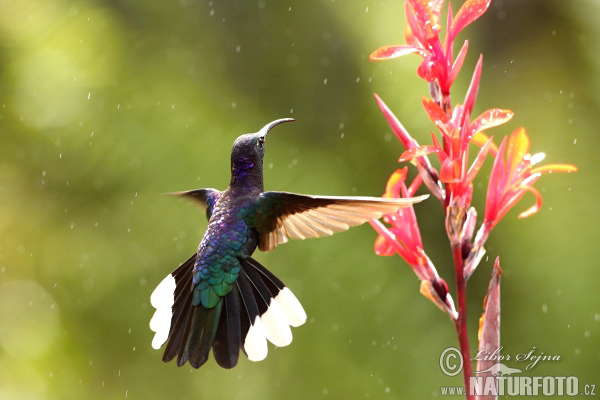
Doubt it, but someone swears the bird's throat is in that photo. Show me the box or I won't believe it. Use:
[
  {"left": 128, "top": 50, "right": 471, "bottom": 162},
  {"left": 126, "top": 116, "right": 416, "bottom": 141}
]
[{"left": 230, "top": 162, "right": 264, "bottom": 191}]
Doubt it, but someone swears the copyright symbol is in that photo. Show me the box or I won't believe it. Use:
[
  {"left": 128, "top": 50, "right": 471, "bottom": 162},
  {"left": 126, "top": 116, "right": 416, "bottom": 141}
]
[{"left": 440, "top": 347, "right": 463, "bottom": 376}]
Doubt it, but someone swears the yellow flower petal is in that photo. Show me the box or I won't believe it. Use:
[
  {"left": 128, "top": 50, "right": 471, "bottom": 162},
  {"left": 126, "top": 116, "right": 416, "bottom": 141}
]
[
  {"left": 531, "top": 163, "right": 578, "bottom": 174},
  {"left": 506, "top": 127, "right": 529, "bottom": 174}
]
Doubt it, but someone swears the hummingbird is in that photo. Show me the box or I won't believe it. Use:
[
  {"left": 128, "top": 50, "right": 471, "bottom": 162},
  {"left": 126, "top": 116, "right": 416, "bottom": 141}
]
[{"left": 150, "top": 118, "right": 427, "bottom": 369}]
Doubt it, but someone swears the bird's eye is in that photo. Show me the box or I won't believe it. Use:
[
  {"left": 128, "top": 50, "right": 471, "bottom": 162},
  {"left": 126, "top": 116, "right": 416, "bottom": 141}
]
[{"left": 257, "top": 137, "right": 265, "bottom": 148}]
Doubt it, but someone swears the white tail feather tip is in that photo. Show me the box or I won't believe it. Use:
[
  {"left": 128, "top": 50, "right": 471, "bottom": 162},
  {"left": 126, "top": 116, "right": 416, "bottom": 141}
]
[
  {"left": 275, "top": 287, "right": 307, "bottom": 327},
  {"left": 260, "top": 299, "right": 293, "bottom": 347},
  {"left": 149, "top": 274, "right": 176, "bottom": 350},
  {"left": 244, "top": 316, "right": 268, "bottom": 362}
]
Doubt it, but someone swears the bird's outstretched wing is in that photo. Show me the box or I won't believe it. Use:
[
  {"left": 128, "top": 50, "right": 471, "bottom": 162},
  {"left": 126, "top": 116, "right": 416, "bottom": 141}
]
[
  {"left": 167, "top": 188, "right": 222, "bottom": 220},
  {"left": 249, "top": 192, "right": 429, "bottom": 252}
]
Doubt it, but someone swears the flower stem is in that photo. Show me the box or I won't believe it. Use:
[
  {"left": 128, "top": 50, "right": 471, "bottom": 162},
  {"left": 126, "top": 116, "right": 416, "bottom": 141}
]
[{"left": 452, "top": 244, "right": 474, "bottom": 400}]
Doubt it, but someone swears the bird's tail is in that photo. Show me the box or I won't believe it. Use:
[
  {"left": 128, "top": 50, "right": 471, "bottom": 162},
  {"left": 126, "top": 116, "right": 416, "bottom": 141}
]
[{"left": 150, "top": 254, "right": 306, "bottom": 369}]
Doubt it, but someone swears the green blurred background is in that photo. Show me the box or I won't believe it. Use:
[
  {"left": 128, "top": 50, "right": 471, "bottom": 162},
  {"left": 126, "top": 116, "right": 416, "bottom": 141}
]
[{"left": 0, "top": 0, "right": 597, "bottom": 398}]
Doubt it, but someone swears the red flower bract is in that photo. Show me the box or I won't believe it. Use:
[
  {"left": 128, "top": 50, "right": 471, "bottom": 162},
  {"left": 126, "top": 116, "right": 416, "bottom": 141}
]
[{"left": 484, "top": 127, "right": 578, "bottom": 229}]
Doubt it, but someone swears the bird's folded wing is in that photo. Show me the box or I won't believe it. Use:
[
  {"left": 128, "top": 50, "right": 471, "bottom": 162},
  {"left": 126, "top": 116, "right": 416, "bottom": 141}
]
[
  {"left": 251, "top": 192, "right": 429, "bottom": 252},
  {"left": 166, "top": 188, "right": 222, "bottom": 220}
]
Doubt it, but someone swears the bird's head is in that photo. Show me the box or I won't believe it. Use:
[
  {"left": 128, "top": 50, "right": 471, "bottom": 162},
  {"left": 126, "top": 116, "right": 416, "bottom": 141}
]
[{"left": 230, "top": 118, "right": 295, "bottom": 188}]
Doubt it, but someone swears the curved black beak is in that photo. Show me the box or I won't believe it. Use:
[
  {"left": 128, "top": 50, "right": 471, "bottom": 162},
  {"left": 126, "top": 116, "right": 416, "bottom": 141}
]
[{"left": 258, "top": 118, "right": 295, "bottom": 137}]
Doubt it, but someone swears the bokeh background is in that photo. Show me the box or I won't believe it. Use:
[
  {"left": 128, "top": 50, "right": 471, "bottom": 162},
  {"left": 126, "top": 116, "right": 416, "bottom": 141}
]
[{"left": 0, "top": 0, "right": 598, "bottom": 399}]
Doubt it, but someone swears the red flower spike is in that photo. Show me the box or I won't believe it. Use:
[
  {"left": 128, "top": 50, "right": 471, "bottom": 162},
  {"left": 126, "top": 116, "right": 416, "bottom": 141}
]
[
  {"left": 408, "top": 0, "right": 438, "bottom": 38},
  {"left": 465, "top": 135, "right": 494, "bottom": 185},
  {"left": 484, "top": 128, "right": 578, "bottom": 229},
  {"left": 470, "top": 108, "right": 514, "bottom": 138},
  {"left": 422, "top": 97, "right": 450, "bottom": 126},
  {"left": 431, "top": 132, "right": 446, "bottom": 163},
  {"left": 450, "top": 40, "right": 469, "bottom": 84},
  {"left": 399, "top": 146, "right": 441, "bottom": 162},
  {"left": 449, "top": 0, "right": 492, "bottom": 43},
  {"left": 417, "top": 59, "right": 440, "bottom": 82},
  {"left": 370, "top": 45, "right": 424, "bottom": 61},
  {"left": 444, "top": 1, "right": 454, "bottom": 53},
  {"left": 374, "top": 94, "right": 418, "bottom": 150},
  {"left": 440, "top": 158, "right": 461, "bottom": 183},
  {"left": 460, "top": 55, "right": 483, "bottom": 137}
]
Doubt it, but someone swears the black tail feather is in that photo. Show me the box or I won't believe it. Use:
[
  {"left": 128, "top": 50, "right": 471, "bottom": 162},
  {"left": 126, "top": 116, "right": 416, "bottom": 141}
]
[
  {"left": 241, "top": 263, "right": 275, "bottom": 314},
  {"left": 162, "top": 255, "right": 196, "bottom": 363},
  {"left": 186, "top": 301, "right": 222, "bottom": 368},
  {"left": 244, "top": 257, "right": 286, "bottom": 292},
  {"left": 212, "top": 285, "right": 241, "bottom": 368},
  {"left": 162, "top": 286, "right": 192, "bottom": 363},
  {"left": 236, "top": 269, "right": 263, "bottom": 355}
]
